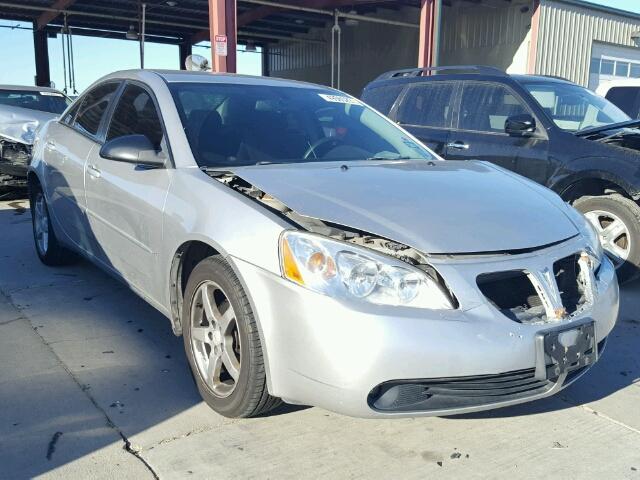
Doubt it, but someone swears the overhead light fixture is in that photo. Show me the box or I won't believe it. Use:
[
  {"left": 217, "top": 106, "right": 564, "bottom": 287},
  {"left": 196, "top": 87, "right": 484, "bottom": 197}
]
[
  {"left": 166, "top": 1, "right": 178, "bottom": 5},
  {"left": 344, "top": 9, "right": 359, "bottom": 27},
  {"left": 294, "top": 18, "right": 304, "bottom": 25},
  {"left": 126, "top": 24, "right": 139, "bottom": 40},
  {"left": 245, "top": 41, "right": 257, "bottom": 52}
]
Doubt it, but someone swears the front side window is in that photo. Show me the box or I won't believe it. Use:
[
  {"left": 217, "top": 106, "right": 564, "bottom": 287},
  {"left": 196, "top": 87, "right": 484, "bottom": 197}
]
[
  {"left": 73, "top": 82, "right": 120, "bottom": 137},
  {"left": 0, "top": 89, "right": 71, "bottom": 114},
  {"left": 395, "top": 82, "right": 455, "bottom": 128},
  {"left": 170, "top": 83, "right": 435, "bottom": 168},
  {"left": 459, "top": 83, "right": 529, "bottom": 133},
  {"left": 523, "top": 81, "right": 631, "bottom": 132},
  {"left": 107, "top": 84, "right": 164, "bottom": 149}
]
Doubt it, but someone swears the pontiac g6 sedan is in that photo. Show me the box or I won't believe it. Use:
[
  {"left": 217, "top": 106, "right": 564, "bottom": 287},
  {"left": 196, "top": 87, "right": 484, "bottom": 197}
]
[{"left": 28, "top": 70, "right": 618, "bottom": 418}]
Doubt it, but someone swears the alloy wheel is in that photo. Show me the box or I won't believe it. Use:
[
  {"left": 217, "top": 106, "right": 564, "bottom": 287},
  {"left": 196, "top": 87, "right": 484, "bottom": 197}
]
[
  {"left": 190, "top": 280, "right": 242, "bottom": 398},
  {"left": 584, "top": 209, "right": 631, "bottom": 268},
  {"left": 34, "top": 193, "right": 49, "bottom": 255}
]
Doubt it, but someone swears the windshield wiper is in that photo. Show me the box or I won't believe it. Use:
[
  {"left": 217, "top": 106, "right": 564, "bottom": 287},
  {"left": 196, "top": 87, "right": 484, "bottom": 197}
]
[
  {"left": 365, "top": 155, "right": 414, "bottom": 161},
  {"left": 575, "top": 119, "right": 640, "bottom": 137}
]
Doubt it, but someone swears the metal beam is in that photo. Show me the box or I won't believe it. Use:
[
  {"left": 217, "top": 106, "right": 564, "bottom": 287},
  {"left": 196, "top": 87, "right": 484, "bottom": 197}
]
[
  {"left": 418, "top": 0, "right": 440, "bottom": 68},
  {"left": 208, "top": 0, "right": 237, "bottom": 73},
  {"left": 33, "top": 21, "right": 51, "bottom": 87},
  {"left": 36, "top": 0, "right": 76, "bottom": 30}
]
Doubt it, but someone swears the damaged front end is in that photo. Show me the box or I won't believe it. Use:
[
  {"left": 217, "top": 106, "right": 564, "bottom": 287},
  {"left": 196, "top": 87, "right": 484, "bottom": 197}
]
[
  {"left": 0, "top": 105, "right": 55, "bottom": 187},
  {"left": 208, "top": 169, "right": 458, "bottom": 307}
]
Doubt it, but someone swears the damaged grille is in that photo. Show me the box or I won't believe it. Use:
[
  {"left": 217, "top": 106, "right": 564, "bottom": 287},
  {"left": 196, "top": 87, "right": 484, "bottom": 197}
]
[
  {"left": 368, "top": 368, "right": 552, "bottom": 412},
  {"left": 477, "top": 254, "right": 589, "bottom": 325}
]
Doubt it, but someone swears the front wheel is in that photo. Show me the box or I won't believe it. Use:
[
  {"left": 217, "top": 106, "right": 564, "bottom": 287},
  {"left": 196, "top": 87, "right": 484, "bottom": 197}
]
[
  {"left": 574, "top": 194, "right": 640, "bottom": 283},
  {"left": 182, "top": 256, "right": 282, "bottom": 418},
  {"left": 30, "top": 186, "right": 76, "bottom": 266}
]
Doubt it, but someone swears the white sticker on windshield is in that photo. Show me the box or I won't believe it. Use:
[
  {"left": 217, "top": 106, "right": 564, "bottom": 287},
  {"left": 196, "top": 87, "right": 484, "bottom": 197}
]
[
  {"left": 39, "top": 91, "right": 64, "bottom": 97},
  {"left": 318, "top": 93, "right": 361, "bottom": 105}
]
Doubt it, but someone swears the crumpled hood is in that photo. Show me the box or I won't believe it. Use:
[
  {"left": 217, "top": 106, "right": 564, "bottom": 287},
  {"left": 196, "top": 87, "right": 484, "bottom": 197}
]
[
  {"left": 0, "top": 104, "right": 57, "bottom": 145},
  {"left": 229, "top": 160, "right": 578, "bottom": 254}
]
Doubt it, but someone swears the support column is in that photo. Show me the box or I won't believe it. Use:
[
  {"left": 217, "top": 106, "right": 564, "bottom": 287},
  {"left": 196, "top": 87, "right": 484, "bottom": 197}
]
[
  {"left": 527, "top": 0, "right": 541, "bottom": 74},
  {"left": 418, "top": 0, "right": 440, "bottom": 68},
  {"left": 179, "top": 39, "right": 193, "bottom": 70},
  {"left": 33, "top": 23, "right": 51, "bottom": 87},
  {"left": 208, "top": 0, "right": 237, "bottom": 73}
]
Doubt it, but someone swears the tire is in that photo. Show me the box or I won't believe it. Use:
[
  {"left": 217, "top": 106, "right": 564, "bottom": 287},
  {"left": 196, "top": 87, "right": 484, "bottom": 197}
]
[
  {"left": 573, "top": 194, "right": 640, "bottom": 284},
  {"left": 182, "top": 256, "right": 282, "bottom": 418},
  {"left": 30, "top": 185, "right": 76, "bottom": 266}
]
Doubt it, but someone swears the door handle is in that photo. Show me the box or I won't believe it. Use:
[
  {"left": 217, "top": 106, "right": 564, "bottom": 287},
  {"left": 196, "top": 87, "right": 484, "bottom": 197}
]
[
  {"left": 45, "top": 140, "right": 56, "bottom": 150},
  {"left": 87, "top": 164, "right": 101, "bottom": 179},
  {"left": 446, "top": 141, "right": 470, "bottom": 150}
]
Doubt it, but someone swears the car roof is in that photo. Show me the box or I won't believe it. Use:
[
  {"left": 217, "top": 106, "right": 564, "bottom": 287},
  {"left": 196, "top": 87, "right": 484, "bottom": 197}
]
[
  {"left": 364, "top": 68, "right": 578, "bottom": 90},
  {"left": 0, "top": 84, "right": 66, "bottom": 94},
  {"left": 97, "top": 69, "right": 332, "bottom": 91}
]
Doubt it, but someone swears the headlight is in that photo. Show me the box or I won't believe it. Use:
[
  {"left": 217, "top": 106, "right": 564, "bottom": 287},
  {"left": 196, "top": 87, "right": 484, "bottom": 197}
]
[
  {"left": 279, "top": 231, "right": 455, "bottom": 309},
  {"left": 565, "top": 205, "right": 603, "bottom": 269}
]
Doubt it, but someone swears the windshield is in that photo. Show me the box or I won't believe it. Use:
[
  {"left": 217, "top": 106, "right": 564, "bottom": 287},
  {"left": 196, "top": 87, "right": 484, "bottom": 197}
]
[
  {"left": 0, "top": 89, "right": 71, "bottom": 114},
  {"left": 522, "top": 82, "right": 631, "bottom": 132},
  {"left": 170, "top": 83, "right": 434, "bottom": 168}
]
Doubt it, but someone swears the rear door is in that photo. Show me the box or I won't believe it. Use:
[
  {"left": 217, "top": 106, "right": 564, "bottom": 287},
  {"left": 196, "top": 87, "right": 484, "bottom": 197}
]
[
  {"left": 392, "top": 81, "right": 457, "bottom": 156},
  {"left": 446, "top": 81, "right": 550, "bottom": 183},
  {"left": 84, "top": 82, "right": 172, "bottom": 299},
  {"left": 43, "top": 81, "right": 120, "bottom": 253}
]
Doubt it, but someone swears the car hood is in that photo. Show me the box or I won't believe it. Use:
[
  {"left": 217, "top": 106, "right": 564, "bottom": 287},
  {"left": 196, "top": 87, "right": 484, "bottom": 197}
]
[
  {"left": 0, "top": 104, "right": 58, "bottom": 145},
  {"left": 228, "top": 160, "right": 578, "bottom": 254}
]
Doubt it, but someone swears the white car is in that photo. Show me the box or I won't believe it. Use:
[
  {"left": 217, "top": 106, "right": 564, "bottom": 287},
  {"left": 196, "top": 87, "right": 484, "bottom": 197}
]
[{"left": 596, "top": 79, "right": 640, "bottom": 119}]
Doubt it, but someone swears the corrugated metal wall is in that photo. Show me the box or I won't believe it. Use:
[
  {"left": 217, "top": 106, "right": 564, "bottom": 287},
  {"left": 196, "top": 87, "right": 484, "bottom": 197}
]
[
  {"left": 536, "top": 0, "right": 640, "bottom": 86},
  {"left": 268, "top": 6, "right": 419, "bottom": 95},
  {"left": 440, "top": 2, "right": 533, "bottom": 73}
]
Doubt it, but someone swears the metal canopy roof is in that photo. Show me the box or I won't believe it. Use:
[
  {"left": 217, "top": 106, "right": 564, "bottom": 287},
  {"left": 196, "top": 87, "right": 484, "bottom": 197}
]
[{"left": 0, "top": 0, "right": 421, "bottom": 46}]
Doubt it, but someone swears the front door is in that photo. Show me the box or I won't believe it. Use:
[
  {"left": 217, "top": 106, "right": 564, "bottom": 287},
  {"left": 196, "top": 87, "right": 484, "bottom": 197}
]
[
  {"left": 84, "top": 82, "right": 172, "bottom": 300},
  {"left": 445, "top": 81, "right": 549, "bottom": 182}
]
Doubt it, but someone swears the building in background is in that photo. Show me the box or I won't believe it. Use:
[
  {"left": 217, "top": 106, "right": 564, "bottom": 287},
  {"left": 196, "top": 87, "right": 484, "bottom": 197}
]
[{"left": 2, "top": 0, "right": 640, "bottom": 95}]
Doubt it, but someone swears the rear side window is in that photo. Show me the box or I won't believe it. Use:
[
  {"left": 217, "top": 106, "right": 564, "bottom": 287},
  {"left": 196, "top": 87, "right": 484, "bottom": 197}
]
[
  {"left": 459, "top": 83, "right": 529, "bottom": 133},
  {"left": 605, "top": 87, "right": 640, "bottom": 119},
  {"left": 361, "top": 84, "right": 405, "bottom": 114},
  {"left": 107, "top": 84, "right": 164, "bottom": 149},
  {"left": 73, "top": 82, "right": 120, "bottom": 137},
  {"left": 395, "top": 82, "right": 455, "bottom": 128}
]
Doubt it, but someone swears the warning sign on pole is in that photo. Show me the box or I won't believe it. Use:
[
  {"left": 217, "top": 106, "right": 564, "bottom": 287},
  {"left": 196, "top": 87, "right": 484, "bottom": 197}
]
[{"left": 214, "top": 35, "right": 228, "bottom": 57}]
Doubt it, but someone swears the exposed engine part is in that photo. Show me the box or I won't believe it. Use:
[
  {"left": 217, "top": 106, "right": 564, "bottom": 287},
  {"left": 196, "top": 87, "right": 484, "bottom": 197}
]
[{"left": 0, "top": 138, "right": 31, "bottom": 180}]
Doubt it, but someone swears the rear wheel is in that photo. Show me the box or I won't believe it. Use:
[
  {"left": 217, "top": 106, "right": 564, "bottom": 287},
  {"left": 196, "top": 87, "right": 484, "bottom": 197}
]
[
  {"left": 182, "top": 256, "right": 282, "bottom": 418},
  {"left": 30, "top": 185, "right": 76, "bottom": 266},
  {"left": 574, "top": 194, "right": 640, "bottom": 283}
]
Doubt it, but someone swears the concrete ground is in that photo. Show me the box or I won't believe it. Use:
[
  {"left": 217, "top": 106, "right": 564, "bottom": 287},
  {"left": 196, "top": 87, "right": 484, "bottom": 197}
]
[{"left": 0, "top": 198, "right": 639, "bottom": 480}]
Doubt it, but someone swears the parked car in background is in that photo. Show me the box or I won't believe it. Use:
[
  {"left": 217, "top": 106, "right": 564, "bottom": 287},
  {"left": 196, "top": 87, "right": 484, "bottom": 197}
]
[
  {"left": 0, "top": 85, "right": 71, "bottom": 188},
  {"left": 362, "top": 66, "right": 640, "bottom": 282},
  {"left": 596, "top": 79, "right": 640, "bottom": 119},
  {"left": 28, "top": 70, "right": 618, "bottom": 419}
]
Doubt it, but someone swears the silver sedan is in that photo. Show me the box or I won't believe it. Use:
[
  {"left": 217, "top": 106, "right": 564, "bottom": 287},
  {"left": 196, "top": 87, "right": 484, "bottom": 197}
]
[{"left": 28, "top": 70, "right": 618, "bottom": 418}]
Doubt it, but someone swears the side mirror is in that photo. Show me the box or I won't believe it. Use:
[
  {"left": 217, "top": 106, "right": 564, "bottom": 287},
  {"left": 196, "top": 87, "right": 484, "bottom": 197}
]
[
  {"left": 505, "top": 114, "right": 536, "bottom": 136},
  {"left": 100, "top": 134, "right": 166, "bottom": 167}
]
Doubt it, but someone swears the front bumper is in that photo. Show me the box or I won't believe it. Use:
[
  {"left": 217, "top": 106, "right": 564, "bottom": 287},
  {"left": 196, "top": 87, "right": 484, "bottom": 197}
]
[{"left": 231, "top": 237, "right": 619, "bottom": 418}]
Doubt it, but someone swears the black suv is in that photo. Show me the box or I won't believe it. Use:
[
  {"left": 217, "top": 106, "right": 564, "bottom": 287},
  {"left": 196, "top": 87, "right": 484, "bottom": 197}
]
[{"left": 362, "top": 66, "right": 640, "bottom": 282}]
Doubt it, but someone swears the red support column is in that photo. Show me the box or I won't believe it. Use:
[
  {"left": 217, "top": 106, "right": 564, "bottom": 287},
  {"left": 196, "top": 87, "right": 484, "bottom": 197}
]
[
  {"left": 208, "top": 0, "right": 237, "bottom": 73},
  {"left": 527, "top": 0, "right": 541, "bottom": 74},
  {"left": 418, "top": 0, "right": 437, "bottom": 68}
]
